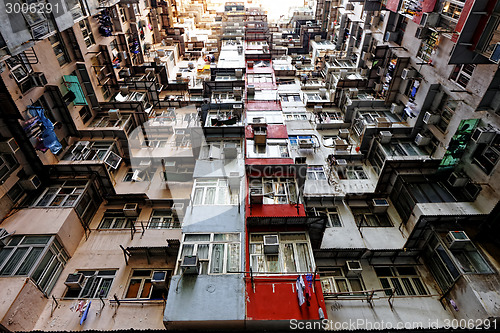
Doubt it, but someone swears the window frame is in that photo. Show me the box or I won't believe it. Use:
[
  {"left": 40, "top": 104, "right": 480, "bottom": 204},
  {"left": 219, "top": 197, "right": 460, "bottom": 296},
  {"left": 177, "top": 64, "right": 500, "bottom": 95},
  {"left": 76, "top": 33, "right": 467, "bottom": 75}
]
[
  {"left": 64, "top": 270, "right": 117, "bottom": 299},
  {"left": 374, "top": 266, "right": 429, "bottom": 296},
  {"left": 319, "top": 267, "right": 365, "bottom": 295},
  {"left": 192, "top": 178, "right": 238, "bottom": 206},
  {"left": 148, "top": 209, "right": 180, "bottom": 229},
  {"left": 249, "top": 232, "right": 314, "bottom": 275},
  {"left": 0, "top": 235, "right": 68, "bottom": 294},
  {"left": 124, "top": 269, "right": 172, "bottom": 300},
  {"left": 98, "top": 211, "right": 136, "bottom": 229},
  {"left": 176, "top": 233, "right": 241, "bottom": 275}
]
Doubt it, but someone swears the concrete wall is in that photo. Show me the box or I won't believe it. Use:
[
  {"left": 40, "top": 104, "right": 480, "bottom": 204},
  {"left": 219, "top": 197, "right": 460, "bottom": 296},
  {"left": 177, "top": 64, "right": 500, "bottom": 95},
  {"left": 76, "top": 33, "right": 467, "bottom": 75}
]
[
  {"left": 1, "top": 208, "right": 85, "bottom": 256},
  {"left": 0, "top": 277, "right": 47, "bottom": 332},
  {"left": 164, "top": 274, "right": 245, "bottom": 328}
]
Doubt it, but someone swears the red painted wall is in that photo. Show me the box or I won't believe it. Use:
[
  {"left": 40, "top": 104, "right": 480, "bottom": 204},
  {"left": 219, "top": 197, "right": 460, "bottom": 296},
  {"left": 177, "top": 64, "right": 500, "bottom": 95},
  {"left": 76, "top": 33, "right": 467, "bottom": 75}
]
[
  {"left": 245, "top": 125, "right": 289, "bottom": 139},
  {"left": 246, "top": 276, "right": 327, "bottom": 321}
]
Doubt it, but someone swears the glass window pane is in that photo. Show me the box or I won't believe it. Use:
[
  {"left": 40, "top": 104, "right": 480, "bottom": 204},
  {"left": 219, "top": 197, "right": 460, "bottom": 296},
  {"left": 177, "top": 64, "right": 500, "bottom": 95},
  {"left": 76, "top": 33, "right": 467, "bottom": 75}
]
[
  {"left": 282, "top": 243, "right": 296, "bottom": 273},
  {"left": 0, "top": 248, "right": 13, "bottom": 268},
  {"left": 197, "top": 244, "right": 209, "bottom": 259},
  {"left": 140, "top": 280, "right": 152, "bottom": 298},
  {"left": 295, "top": 243, "right": 312, "bottom": 272},
  {"left": 184, "top": 234, "right": 210, "bottom": 242},
  {"left": 412, "top": 278, "right": 427, "bottom": 295},
  {"left": 226, "top": 243, "right": 240, "bottom": 272},
  {"left": 21, "top": 236, "right": 51, "bottom": 245},
  {"left": 16, "top": 247, "right": 43, "bottom": 275},
  {"left": 401, "top": 277, "right": 416, "bottom": 295},
  {"left": 266, "top": 255, "right": 279, "bottom": 272},
  {"left": 210, "top": 244, "right": 224, "bottom": 273},
  {"left": 32, "top": 252, "right": 54, "bottom": 283},
  {"left": 1, "top": 248, "right": 28, "bottom": 275},
  {"left": 126, "top": 279, "right": 142, "bottom": 298},
  {"left": 204, "top": 187, "right": 216, "bottom": 205},
  {"left": 251, "top": 255, "right": 265, "bottom": 272},
  {"left": 391, "top": 278, "right": 405, "bottom": 295}
]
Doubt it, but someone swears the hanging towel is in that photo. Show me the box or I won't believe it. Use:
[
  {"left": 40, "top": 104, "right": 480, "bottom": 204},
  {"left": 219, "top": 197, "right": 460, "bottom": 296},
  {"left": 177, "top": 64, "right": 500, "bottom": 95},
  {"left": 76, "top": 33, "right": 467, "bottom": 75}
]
[
  {"left": 304, "top": 274, "right": 313, "bottom": 306},
  {"left": 296, "top": 275, "right": 305, "bottom": 306}
]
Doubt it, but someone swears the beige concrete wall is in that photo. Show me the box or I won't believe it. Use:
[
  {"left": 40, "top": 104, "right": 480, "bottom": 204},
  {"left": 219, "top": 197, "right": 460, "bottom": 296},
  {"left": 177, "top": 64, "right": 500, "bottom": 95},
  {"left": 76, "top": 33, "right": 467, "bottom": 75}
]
[
  {"left": 1, "top": 208, "right": 85, "bottom": 256},
  {"left": 0, "top": 277, "right": 47, "bottom": 332}
]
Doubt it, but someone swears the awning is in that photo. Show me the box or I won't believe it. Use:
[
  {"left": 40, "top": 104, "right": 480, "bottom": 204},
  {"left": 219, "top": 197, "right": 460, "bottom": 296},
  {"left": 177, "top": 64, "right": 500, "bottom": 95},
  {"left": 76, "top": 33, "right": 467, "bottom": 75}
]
[{"left": 120, "top": 240, "right": 180, "bottom": 265}]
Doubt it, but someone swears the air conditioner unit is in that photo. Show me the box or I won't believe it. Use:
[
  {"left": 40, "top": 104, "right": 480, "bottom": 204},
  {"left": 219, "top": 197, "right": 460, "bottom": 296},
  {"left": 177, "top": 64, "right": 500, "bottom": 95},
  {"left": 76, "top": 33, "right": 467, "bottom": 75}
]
[
  {"left": 390, "top": 103, "right": 404, "bottom": 115},
  {"left": 123, "top": 203, "right": 139, "bottom": 217},
  {"left": 181, "top": 255, "right": 200, "bottom": 274},
  {"left": 401, "top": 68, "right": 417, "bottom": 80},
  {"left": 314, "top": 105, "right": 323, "bottom": 112},
  {"left": 377, "top": 67, "right": 384, "bottom": 76},
  {"left": 247, "top": 61, "right": 254, "bottom": 69},
  {"left": 384, "top": 31, "right": 399, "bottom": 42},
  {"left": 372, "top": 198, "right": 389, "bottom": 213},
  {"left": 447, "top": 172, "right": 469, "bottom": 188},
  {"left": 164, "top": 160, "right": 176, "bottom": 172},
  {"left": 247, "top": 85, "right": 255, "bottom": 95},
  {"left": 471, "top": 127, "right": 496, "bottom": 144},
  {"left": 345, "top": 260, "right": 362, "bottom": 277},
  {"left": 119, "top": 68, "right": 131, "bottom": 78},
  {"left": 374, "top": 83, "right": 382, "bottom": 92},
  {"left": 0, "top": 138, "right": 19, "bottom": 154},
  {"left": 360, "top": 68, "right": 369, "bottom": 76},
  {"left": 319, "top": 88, "right": 328, "bottom": 99},
  {"left": 379, "top": 131, "right": 392, "bottom": 144},
  {"left": 339, "top": 69, "right": 348, "bottom": 80},
  {"left": 172, "top": 202, "right": 185, "bottom": 216},
  {"left": 339, "top": 129, "right": 350, "bottom": 139},
  {"left": 151, "top": 271, "right": 169, "bottom": 289},
  {"left": 131, "top": 169, "right": 143, "bottom": 182},
  {"left": 346, "top": 3, "right": 354, "bottom": 10},
  {"left": 445, "top": 231, "right": 471, "bottom": 249},
  {"left": 464, "top": 182, "right": 482, "bottom": 201},
  {"left": 415, "top": 27, "right": 428, "bottom": 39},
  {"left": 108, "top": 109, "right": 121, "bottom": 120},
  {"left": 370, "top": 16, "right": 380, "bottom": 26},
  {"left": 208, "top": 144, "right": 222, "bottom": 159},
  {"left": 64, "top": 273, "right": 85, "bottom": 289},
  {"left": 375, "top": 117, "right": 391, "bottom": 128},
  {"left": 119, "top": 86, "right": 130, "bottom": 96},
  {"left": 21, "top": 175, "right": 41, "bottom": 190},
  {"left": 298, "top": 138, "right": 314, "bottom": 149},
  {"left": 263, "top": 235, "right": 279, "bottom": 254},
  {"left": 420, "top": 12, "right": 440, "bottom": 28},
  {"left": 415, "top": 133, "right": 431, "bottom": 146},
  {"left": 234, "top": 87, "right": 242, "bottom": 97},
  {"left": 224, "top": 145, "right": 238, "bottom": 159},
  {"left": 250, "top": 187, "right": 263, "bottom": 204},
  {"left": 235, "top": 68, "right": 243, "bottom": 78},
  {"left": 423, "top": 111, "right": 440, "bottom": 125},
  {"left": 348, "top": 88, "right": 358, "bottom": 99}
]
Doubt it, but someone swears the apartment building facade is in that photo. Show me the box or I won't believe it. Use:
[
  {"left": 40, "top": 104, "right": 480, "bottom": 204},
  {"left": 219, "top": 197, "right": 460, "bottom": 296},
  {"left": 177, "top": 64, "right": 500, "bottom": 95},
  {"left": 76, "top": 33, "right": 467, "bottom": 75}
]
[{"left": 0, "top": 0, "right": 499, "bottom": 332}]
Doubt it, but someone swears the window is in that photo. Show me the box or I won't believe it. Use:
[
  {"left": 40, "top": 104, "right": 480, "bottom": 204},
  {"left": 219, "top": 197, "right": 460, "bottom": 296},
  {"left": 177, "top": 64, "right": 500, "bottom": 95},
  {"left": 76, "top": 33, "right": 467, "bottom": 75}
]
[
  {"left": 7, "top": 182, "right": 25, "bottom": 203},
  {"left": 249, "top": 177, "right": 298, "bottom": 204},
  {"left": 79, "top": 19, "right": 95, "bottom": 48},
  {"left": 64, "top": 270, "right": 116, "bottom": 299},
  {"left": 284, "top": 112, "right": 308, "bottom": 121},
  {"left": 319, "top": 267, "right": 364, "bottom": 295},
  {"left": 0, "top": 153, "right": 19, "bottom": 182},
  {"left": 249, "top": 233, "right": 314, "bottom": 274},
  {"left": 177, "top": 233, "right": 241, "bottom": 274},
  {"left": 0, "top": 235, "right": 68, "bottom": 294},
  {"left": 449, "top": 64, "right": 475, "bottom": 88},
  {"left": 375, "top": 266, "right": 428, "bottom": 296},
  {"left": 101, "top": 85, "right": 111, "bottom": 100},
  {"left": 351, "top": 207, "right": 393, "bottom": 227},
  {"left": 123, "top": 168, "right": 156, "bottom": 182},
  {"left": 435, "top": 96, "right": 457, "bottom": 133},
  {"left": 289, "top": 135, "right": 315, "bottom": 147},
  {"left": 192, "top": 179, "right": 238, "bottom": 205},
  {"left": 472, "top": 133, "right": 500, "bottom": 174},
  {"left": 49, "top": 34, "right": 69, "bottom": 66},
  {"left": 148, "top": 209, "right": 180, "bottom": 229},
  {"left": 125, "top": 270, "right": 172, "bottom": 299},
  {"left": 345, "top": 166, "right": 368, "bottom": 180},
  {"left": 317, "top": 207, "right": 343, "bottom": 227},
  {"left": 119, "top": 7, "right": 127, "bottom": 23},
  {"left": 441, "top": 1, "right": 463, "bottom": 20},
  {"left": 99, "top": 211, "right": 135, "bottom": 229},
  {"left": 247, "top": 74, "right": 273, "bottom": 84},
  {"left": 32, "top": 180, "right": 100, "bottom": 226},
  {"left": 307, "top": 166, "right": 327, "bottom": 180}
]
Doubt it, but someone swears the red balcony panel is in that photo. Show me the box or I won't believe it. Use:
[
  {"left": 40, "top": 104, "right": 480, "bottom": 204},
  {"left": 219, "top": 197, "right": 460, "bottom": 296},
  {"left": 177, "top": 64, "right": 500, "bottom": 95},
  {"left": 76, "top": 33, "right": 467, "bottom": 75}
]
[
  {"left": 246, "top": 276, "right": 326, "bottom": 321},
  {"left": 246, "top": 203, "right": 306, "bottom": 218},
  {"left": 246, "top": 101, "right": 282, "bottom": 111}
]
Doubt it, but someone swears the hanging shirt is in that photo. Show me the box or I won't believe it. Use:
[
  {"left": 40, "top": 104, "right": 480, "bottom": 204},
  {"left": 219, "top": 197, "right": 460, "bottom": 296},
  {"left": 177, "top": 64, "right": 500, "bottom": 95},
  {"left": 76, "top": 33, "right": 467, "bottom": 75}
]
[
  {"left": 296, "top": 275, "right": 305, "bottom": 306},
  {"left": 304, "top": 274, "right": 313, "bottom": 306}
]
